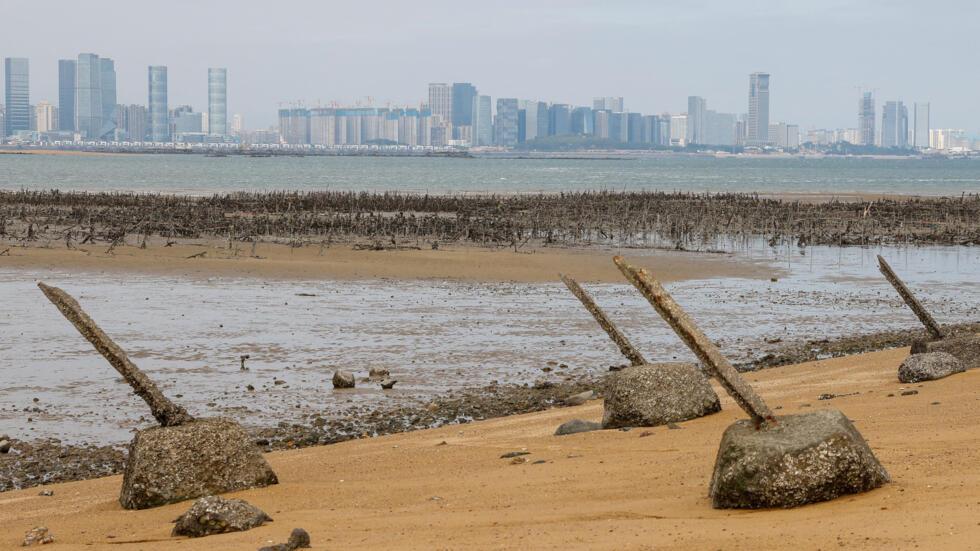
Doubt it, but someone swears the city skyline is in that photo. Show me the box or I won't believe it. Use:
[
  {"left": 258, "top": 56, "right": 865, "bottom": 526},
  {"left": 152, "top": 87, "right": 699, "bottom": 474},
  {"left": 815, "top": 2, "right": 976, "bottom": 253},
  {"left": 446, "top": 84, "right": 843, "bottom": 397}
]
[{"left": 0, "top": 0, "right": 977, "bottom": 132}]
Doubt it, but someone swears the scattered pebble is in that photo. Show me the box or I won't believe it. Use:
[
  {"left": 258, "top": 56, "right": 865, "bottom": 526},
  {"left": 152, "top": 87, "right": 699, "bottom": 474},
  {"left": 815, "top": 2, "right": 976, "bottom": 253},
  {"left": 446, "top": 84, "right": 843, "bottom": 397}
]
[
  {"left": 23, "top": 526, "right": 54, "bottom": 546},
  {"left": 500, "top": 451, "right": 530, "bottom": 459},
  {"left": 901, "top": 390, "right": 919, "bottom": 396},
  {"left": 38, "top": 489, "right": 54, "bottom": 497}
]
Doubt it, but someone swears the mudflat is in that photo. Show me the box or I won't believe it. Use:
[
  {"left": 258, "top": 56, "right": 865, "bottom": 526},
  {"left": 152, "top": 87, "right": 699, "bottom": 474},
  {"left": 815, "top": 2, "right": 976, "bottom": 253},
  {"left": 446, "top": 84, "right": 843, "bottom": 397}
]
[
  {"left": 3, "top": 347, "right": 979, "bottom": 550},
  {"left": 0, "top": 240, "right": 773, "bottom": 283}
]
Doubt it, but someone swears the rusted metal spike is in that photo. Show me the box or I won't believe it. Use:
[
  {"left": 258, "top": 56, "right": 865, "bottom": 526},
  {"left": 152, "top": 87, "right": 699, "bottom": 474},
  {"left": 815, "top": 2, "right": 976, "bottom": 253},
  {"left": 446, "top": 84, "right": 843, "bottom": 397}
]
[
  {"left": 613, "top": 256, "right": 774, "bottom": 426},
  {"left": 38, "top": 282, "right": 194, "bottom": 427},
  {"left": 560, "top": 273, "right": 648, "bottom": 366},
  {"left": 876, "top": 255, "right": 945, "bottom": 340}
]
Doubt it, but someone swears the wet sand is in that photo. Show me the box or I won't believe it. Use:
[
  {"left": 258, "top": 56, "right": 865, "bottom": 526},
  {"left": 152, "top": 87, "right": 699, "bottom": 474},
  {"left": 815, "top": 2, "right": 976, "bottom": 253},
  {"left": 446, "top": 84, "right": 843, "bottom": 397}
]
[
  {"left": 0, "top": 240, "right": 772, "bottom": 283},
  {"left": 3, "top": 348, "right": 979, "bottom": 549}
]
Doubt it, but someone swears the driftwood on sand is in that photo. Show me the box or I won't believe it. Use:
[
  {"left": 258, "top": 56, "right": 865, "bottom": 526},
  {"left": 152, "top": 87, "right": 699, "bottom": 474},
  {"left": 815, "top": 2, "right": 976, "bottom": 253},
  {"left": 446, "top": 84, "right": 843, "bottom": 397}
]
[
  {"left": 560, "top": 273, "right": 648, "bottom": 366},
  {"left": 876, "top": 255, "right": 945, "bottom": 340},
  {"left": 37, "top": 282, "right": 194, "bottom": 427},
  {"left": 613, "top": 256, "right": 775, "bottom": 427}
]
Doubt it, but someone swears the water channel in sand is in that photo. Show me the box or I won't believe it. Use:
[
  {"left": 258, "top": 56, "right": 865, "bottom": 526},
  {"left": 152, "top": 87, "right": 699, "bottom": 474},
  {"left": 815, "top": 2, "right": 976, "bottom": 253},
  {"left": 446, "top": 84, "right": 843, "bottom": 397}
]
[{"left": 1, "top": 242, "right": 978, "bottom": 444}]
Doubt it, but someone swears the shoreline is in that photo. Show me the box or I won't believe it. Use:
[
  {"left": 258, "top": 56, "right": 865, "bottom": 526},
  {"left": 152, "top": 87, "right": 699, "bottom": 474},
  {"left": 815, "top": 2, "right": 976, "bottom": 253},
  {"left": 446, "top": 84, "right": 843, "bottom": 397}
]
[
  {"left": 0, "top": 239, "right": 776, "bottom": 284},
  {"left": 3, "top": 347, "right": 979, "bottom": 549}
]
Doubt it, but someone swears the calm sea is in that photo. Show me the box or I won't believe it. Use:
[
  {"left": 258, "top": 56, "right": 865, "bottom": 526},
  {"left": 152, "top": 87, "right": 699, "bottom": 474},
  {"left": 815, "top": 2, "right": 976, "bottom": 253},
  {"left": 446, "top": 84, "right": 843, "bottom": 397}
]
[{"left": 1, "top": 153, "right": 979, "bottom": 195}]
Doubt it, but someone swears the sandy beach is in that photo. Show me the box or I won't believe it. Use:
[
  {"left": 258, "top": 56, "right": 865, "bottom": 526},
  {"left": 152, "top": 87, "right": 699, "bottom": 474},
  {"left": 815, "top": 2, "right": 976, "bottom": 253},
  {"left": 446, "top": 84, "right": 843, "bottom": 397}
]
[
  {"left": 3, "top": 347, "right": 979, "bottom": 549},
  {"left": 0, "top": 240, "right": 773, "bottom": 283}
]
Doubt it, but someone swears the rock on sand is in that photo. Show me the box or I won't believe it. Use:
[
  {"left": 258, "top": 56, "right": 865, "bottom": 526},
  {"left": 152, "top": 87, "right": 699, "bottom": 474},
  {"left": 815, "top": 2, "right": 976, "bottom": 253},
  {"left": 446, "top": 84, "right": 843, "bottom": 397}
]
[
  {"left": 333, "top": 370, "right": 356, "bottom": 389},
  {"left": 709, "top": 409, "right": 889, "bottom": 509},
  {"left": 602, "top": 363, "right": 720, "bottom": 429},
  {"left": 554, "top": 419, "right": 602, "bottom": 436},
  {"left": 172, "top": 495, "right": 272, "bottom": 537},
  {"left": 911, "top": 333, "right": 980, "bottom": 370},
  {"left": 119, "top": 418, "right": 278, "bottom": 510},
  {"left": 898, "top": 352, "right": 964, "bottom": 383}
]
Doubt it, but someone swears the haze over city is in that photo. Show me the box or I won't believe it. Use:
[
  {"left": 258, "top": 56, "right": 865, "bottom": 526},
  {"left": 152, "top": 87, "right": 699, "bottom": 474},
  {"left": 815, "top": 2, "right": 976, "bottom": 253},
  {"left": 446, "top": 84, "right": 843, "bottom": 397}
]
[{"left": 3, "top": 0, "right": 978, "bottom": 132}]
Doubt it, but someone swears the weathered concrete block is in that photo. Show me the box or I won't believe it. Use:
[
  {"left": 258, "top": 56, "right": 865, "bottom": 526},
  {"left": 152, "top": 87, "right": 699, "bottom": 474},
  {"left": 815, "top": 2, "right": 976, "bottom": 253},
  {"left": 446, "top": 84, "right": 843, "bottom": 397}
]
[
  {"left": 709, "top": 409, "right": 889, "bottom": 509},
  {"left": 910, "top": 333, "right": 980, "bottom": 370},
  {"left": 898, "top": 351, "right": 964, "bottom": 383},
  {"left": 602, "top": 363, "right": 721, "bottom": 429},
  {"left": 172, "top": 495, "right": 272, "bottom": 537},
  {"left": 120, "top": 418, "right": 278, "bottom": 510}
]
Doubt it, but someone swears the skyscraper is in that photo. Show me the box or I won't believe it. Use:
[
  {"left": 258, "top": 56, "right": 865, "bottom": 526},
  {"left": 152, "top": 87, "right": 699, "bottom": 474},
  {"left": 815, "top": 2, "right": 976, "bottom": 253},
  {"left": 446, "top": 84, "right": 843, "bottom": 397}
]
[
  {"left": 100, "top": 58, "right": 117, "bottom": 139},
  {"left": 35, "top": 101, "right": 57, "bottom": 132},
  {"left": 471, "top": 95, "right": 492, "bottom": 146},
  {"left": 913, "top": 102, "right": 930, "bottom": 149},
  {"left": 75, "top": 53, "right": 103, "bottom": 139},
  {"left": 881, "top": 101, "right": 908, "bottom": 149},
  {"left": 148, "top": 66, "right": 169, "bottom": 142},
  {"left": 494, "top": 98, "right": 519, "bottom": 147},
  {"left": 451, "top": 83, "right": 476, "bottom": 127},
  {"left": 208, "top": 68, "right": 227, "bottom": 135},
  {"left": 58, "top": 59, "right": 76, "bottom": 133},
  {"left": 687, "top": 96, "right": 707, "bottom": 145},
  {"left": 428, "top": 83, "right": 452, "bottom": 124},
  {"left": 747, "top": 73, "right": 770, "bottom": 146},
  {"left": 4, "top": 58, "right": 30, "bottom": 137},
  {"left": 593, "top": 97, "right": 624, "bottom": 112},
  {"left": 121, "top": 104, "right": 147, "bottom": 141},
  {"left": 858, "top": 92, "right": 875, "bottom": 146},
  {"left": 548, "top": 104, "right": 571, "bottom": 136},
  {"left": 571, "top": 106, "right": 594, "bottom": 135}
]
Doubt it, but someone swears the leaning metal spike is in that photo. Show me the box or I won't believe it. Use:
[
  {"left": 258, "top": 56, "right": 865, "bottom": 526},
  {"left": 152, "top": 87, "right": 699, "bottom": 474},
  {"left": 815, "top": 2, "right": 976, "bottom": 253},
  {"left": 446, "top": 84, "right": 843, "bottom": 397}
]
[
  {"left": 613, "top": 256, "right": 774, "bottom": 426},
  {"left": 876, "top": 255, "right": 945, "bottom": 340},
  {"left": 560, "top": 273, "right": 648, "bottom": 366},
  {"left": 38, "top": 282, "right": 194, "bottom": 427}
]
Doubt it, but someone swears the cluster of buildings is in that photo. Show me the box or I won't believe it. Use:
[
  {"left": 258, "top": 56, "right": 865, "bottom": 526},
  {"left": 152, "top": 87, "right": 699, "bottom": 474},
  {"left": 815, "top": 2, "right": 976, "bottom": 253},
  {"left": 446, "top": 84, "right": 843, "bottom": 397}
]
[
  {"left": 2, "top": 55, "right": 977, "bottom": 153},
  {"left": 1, "top": 56, "right": 238, "bottom": 144},
  {"left": 277, "top": 76, "right": 787, "bottom": 150}
]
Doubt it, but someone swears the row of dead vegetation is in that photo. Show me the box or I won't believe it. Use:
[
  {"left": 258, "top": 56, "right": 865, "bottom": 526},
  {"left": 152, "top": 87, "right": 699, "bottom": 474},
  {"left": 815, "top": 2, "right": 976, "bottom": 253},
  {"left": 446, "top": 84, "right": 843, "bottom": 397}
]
[{"left": 1, "top": 190, "right": 979, "bottom": 250}]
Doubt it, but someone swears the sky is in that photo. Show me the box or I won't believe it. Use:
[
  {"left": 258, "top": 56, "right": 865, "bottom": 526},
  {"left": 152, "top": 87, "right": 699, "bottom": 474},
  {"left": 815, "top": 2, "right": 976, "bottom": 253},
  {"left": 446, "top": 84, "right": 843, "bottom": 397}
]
[{"left": 2, "top": 0, "right": 978, "bottom": 132}]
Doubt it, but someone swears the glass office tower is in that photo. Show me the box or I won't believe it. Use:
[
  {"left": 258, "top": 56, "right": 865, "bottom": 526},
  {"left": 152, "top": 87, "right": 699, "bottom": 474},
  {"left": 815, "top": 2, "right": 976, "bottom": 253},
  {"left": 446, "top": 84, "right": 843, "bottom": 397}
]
[
  {"left": 4, "top": 58, "right": 30, "bottom": 137},
  {"left": 148, "top": 66, "right": 169, "bottom": 142},
  {"left": 208, "top": 68, "right": 227, "bottom": 135}
]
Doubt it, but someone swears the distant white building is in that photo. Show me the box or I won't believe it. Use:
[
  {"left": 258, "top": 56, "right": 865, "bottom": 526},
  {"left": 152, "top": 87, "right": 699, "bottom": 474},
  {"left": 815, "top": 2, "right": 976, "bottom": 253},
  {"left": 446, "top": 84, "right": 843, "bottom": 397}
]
[{"left": 670, "top": 114, "right": 687, "bottom": 146}]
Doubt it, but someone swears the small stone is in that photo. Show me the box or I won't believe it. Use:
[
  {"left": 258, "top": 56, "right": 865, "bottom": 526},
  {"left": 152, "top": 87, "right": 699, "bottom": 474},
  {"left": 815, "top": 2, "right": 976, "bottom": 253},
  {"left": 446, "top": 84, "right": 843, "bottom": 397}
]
[
  {"left": 22, "top": 526, "right": 55, "bottom": 546},
  {"left": 639, "top": 431, "right": 654, "bottom": 438},
  {"left": 900, "top": 390, "right": 919, "bottom": 396},
  {"left": 554, "top": 419, "right": 602, "bottom": 436},
  {"left": 273, "top": 379, "right": 286, "bottom": 385},
  {"left": 563, "top": 390, "right": 595, "bottom": 407},
  {"left": 0, "top": 439, "right": 11, "bottom": 453},
  {"left": 332, "top": 370, "right": 355, "bottom": 389},
  {"left": 510, "top": 456, "right": 528, "bottom": 465},
  {"left": 532, "top": 460, "right": 547, "bottom": 465},
  {"left": 500, "top": 451, "right": 530, "bottom": 459},
  {"left": 380, "top": 379, "right": 397, "bottom": 390},
  {"left": 898, "top": 352, "right": 965, "bottom": 383},
  {"left": 368, "top": 367, "right": 390, "bottom": 379},
  {"left": 38, "top": 489, "right": 54, "bottom": 496},
  {"left": 258, "top": 527, "right": 311, "bottom": 551},
  {"left": 172, "top": 495, "right": 272, "bottom": 537},
  {"left": 667, "top": 423, "right": 682, "bottom": 430}
]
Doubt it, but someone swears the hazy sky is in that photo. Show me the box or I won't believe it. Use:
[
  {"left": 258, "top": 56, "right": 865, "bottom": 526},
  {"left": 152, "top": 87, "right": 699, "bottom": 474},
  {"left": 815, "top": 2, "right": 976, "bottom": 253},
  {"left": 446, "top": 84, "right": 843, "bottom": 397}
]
[{"left": 3, "top": 0, "right": 978, "bottom": 132}]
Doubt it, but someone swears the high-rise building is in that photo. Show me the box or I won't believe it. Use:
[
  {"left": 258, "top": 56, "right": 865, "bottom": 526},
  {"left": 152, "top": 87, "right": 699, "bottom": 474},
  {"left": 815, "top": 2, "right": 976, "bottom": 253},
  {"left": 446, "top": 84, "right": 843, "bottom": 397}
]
[
  {"left": 520, "top": 101, "right": 548, "bottom": 141},
  {"left": 35, "top": 101, "right": 57, "bottom": 132},
  {"left": 58, "top": 60, "right": 76, "bottom": 133},
  {"left": 232, "top": 113, "right": 244, "bottom": 135},
  {"left": 471, "top": 95, "right": 492, "bottom": 146},
  {"left": 571, "top": 106, "right": 594, "bottom": 135},
  {"left": 593, "top": 97, "right": 624, "bottom": 112},
  {"left": 208, "top": 68, "right": 227, "bottom": 135},
  {"left": 494, "top": 98, "right": 519, "bottom": 147},
  {"left": 120, "top": 104, "right": 147, "bottom": 141},
  {"left": 4, "top": 58, "right": 30, "bottom": 137},
  {"left": 451, "top": 83, "right": 476, "bottom": 127},
  {"left": 100, "top": 58, "right": 117, "bottom": 139},
  {"left": 548, "top": 104, "right": 571, "bottom": 136},
  {"left": 594, "top": 110, "right": 610, "bottom": 140},
  {"left": 881, "top": 101, "right": 908, "bottom": 148},
  {"left": 913, "top": 102, "right": 930, "bottom": 149},
  {"left": 687, "top": 96, "right": 706, "bottom": 145},
  {"left": 858, "top": 92, "right": 875, "bottom": 146},
  {"left": 747, "top": 72, "right": 770, "bottom": 146},
  {"left": 627, "top": 113, "right": 644, "bottom": 144},
  {"left": 670, "top": 114, "right": 687, "bottom": 146},
  {"left": 74, "top": 54, "right": 103, "bottom": 139},
  {"left": 703, "top": 110, "right": 737, "bottom": 146},
  {"left": 278, "top": 108, "right": 311, "bottom": 144},
  {"left": 148, "top": 66, "right": 169, "bottom": 142},
  {"left": 428, "top": 83, "right": 452, "bottom": 124}
]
